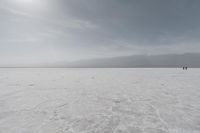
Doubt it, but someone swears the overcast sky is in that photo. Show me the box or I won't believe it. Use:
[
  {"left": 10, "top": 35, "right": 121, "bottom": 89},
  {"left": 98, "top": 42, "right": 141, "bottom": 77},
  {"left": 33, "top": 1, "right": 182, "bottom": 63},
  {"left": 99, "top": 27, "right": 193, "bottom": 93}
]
[{"left": 0, "top": 0, "right": 200, "bottom": 65}]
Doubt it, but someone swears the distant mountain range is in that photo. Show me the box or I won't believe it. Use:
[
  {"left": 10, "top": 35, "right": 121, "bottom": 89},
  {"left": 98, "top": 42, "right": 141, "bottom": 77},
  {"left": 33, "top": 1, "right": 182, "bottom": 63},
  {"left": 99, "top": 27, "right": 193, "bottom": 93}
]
[
  {"left": 1, "top": 53, "right": 200, "bottom": 68},
  {"left": 54, "top": 53, "right": 200, "bottom": 68}
]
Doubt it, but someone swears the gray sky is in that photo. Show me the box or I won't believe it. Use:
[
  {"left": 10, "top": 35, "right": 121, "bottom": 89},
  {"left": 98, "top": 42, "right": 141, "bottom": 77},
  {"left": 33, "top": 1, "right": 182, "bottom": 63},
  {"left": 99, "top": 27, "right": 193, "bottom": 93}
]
[{"left": 0, "top": 0, "right": 200, "bottom": 65}]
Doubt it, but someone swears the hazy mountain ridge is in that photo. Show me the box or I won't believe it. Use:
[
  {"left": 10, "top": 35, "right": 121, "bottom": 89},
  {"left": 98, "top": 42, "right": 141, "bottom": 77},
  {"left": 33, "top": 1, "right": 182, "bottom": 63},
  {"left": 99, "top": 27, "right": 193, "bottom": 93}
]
[
  {"left": 1, "top": 53, "right": 200, "bottom": 68},
  {"left": 57, "top": 53, "right": 200, "bottom": 68}
]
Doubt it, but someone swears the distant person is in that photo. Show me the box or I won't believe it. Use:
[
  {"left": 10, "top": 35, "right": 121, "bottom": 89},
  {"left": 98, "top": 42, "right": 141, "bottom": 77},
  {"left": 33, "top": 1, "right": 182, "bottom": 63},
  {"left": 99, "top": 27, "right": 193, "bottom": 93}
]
[{"left": 182, "top": 66, "right": 188, "bottom": 70}]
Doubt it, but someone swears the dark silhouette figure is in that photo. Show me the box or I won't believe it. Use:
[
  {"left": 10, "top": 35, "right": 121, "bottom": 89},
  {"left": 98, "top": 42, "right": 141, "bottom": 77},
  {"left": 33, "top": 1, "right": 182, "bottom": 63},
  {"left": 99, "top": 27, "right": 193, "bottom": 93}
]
[{"left": 183, "top": 67, "right": 188, "bottom": 70}]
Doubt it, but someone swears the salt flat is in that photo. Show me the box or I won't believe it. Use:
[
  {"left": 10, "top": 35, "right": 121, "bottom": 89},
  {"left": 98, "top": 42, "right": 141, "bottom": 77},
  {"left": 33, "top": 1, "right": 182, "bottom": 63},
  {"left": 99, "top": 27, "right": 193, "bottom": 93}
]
[{"left": 0, "top": 68, "right": 200, "bottom": 133}]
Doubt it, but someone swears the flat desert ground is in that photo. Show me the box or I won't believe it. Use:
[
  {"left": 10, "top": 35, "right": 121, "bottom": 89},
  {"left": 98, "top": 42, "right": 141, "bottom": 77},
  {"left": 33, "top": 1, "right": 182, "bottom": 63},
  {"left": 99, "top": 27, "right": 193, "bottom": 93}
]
[{"left": 0, "top": 68, "right": 199, "bottom": 133}]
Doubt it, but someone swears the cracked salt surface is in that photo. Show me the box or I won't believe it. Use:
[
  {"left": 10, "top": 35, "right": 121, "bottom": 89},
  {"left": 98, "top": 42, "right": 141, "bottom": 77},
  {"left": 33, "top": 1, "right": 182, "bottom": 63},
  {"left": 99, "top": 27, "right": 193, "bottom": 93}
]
[{"left": 0, "top": 68, "right": 200, "bottom": 133}]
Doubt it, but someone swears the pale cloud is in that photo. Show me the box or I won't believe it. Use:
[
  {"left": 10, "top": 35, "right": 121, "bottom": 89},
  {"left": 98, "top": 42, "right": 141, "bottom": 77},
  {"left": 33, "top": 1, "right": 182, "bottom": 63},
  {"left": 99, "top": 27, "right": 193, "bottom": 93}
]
[{"left": 0, "top": 6, "right": 30, "bottom": 16}]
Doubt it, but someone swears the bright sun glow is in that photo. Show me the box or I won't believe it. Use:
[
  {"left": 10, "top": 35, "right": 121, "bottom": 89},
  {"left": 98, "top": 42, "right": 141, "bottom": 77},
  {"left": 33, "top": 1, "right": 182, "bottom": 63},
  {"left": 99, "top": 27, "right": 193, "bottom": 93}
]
[
  {"left": 16, "top": 0, "right": 37, "bottom": 4},
  {"left": 13, "top": 0, "right": 45, "bottom": 11},
  {"left": 13, "top": 0, "right": 43, "bottom": 7}
]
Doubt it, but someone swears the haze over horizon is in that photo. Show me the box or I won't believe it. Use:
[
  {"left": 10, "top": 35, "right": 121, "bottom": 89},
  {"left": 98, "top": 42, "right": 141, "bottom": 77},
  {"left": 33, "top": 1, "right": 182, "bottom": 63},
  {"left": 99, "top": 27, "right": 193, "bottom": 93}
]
[{"left": 1, "top": 0, "right": 200, "bottom": 66}]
